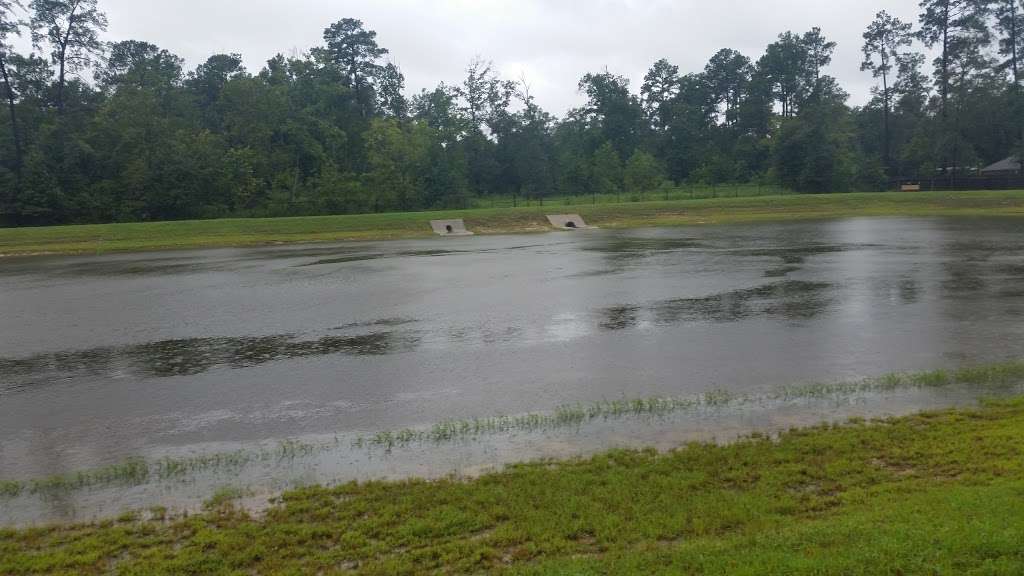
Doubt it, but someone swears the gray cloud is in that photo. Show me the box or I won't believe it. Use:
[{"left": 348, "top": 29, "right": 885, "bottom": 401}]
[{"left": 20, "top": 0, "right": 928, "bottom": 114}]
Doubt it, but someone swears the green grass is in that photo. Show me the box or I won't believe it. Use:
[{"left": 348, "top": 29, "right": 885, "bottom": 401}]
[
  {"left": 3, "top": 190, "right": 1024, "bottom": 256},
  {"left": 467, "top": 183, "right": 793, "bottom": 209},
  {"left": 4, "top": 396, "right": 1024, "bottom": 574}
]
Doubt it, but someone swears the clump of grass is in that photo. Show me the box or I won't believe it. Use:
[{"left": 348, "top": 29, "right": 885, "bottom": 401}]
[
  {"left": 26, "top": 458, "right": 150, "bottom": 495},
  {"left": 153, "top": 450, "right": 252, "bottom": 479},
  {"left": 360, "top": 392, "right": 731, "bottom": 451},
  {"left": 275, "top": 439, "right": 316, "bottom": 461},
  {"left": 116, "top": 510, "right": 139, "bottom": 523},
  {"left": 0, "top": 480, "right": 24, "bottom": 498},
  {"left": 203, "top": 486, "right": 248, "bottom": 511},
  {"left": 773, "top": 362, "right": 1024, "bottom": 402}
]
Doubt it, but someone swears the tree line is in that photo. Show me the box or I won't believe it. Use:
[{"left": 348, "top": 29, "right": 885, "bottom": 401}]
[{"left": 0, "top": 0, "right": 1022, "bottom": 225}]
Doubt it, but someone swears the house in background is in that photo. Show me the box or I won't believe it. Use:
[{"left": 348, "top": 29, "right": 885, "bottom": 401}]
[{"left": 980, "top": 156, "right": 1022, "bottom": 177}]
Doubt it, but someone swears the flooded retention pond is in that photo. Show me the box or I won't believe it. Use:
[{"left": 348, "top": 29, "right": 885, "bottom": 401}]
[{"left": 3, "top": 216, "right": 1024, "bottom": 525}]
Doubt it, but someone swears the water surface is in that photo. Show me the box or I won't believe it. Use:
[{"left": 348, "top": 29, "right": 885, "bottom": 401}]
[{"left": 3, "top": 217, "right": 1024, "bottom": 524}]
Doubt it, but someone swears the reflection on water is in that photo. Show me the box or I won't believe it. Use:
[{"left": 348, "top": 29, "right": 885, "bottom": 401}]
[
  {"left": 587, "top": 236, "right": 707, "bottom": 253},
  {"left": 0, "top": 331, "right": 420, "bottom": 394},
  {"left": 2, "top": 277, "right": 838, "bottom": 389},
  {"left": 333, "top": 317, "right": 417, "bottom": 330},
  {"left": 303, "top": 249, "right": 457, "bottom": 266},
  {"left": 739, "top": 244, "right": 874, "bottom": 265},
  {"left": 764, "top": 265, "right": 801, "bottom": 278},
  {"left": 601, "top": 281, "right": 834, "bottom": 330},
  {"left": 942, "top": 259, "right": 1024, "bottom": 299}
]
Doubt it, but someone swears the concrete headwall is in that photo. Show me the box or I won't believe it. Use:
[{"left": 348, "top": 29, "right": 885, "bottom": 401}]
[
  {"left": 546, "top": 214, "right": 592, "bottom": 229},
  {"left": 430, "top": 219, "right": 474, "bottom": 236}
]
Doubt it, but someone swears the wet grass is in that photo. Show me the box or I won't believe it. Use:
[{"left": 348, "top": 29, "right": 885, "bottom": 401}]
[
  {"left": 3, "top": 190, "right": 1024, "bottom": 256},
  {"left": 1, "top": 441, "right": 318, "bottom": 500},
  {"left": 4, "top": 397, "right": 1024, "bottom": 574},
  {"left": 360, "top": 361, "right": 1024, "bottom": 450},
  {"left": 4, "top": 361, "right": 1024, "bottom": 500}
]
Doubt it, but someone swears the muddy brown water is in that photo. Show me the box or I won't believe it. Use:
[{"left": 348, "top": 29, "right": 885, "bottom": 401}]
[{"left": 3, "top": 217, "right": 1024, "bottom": 525}]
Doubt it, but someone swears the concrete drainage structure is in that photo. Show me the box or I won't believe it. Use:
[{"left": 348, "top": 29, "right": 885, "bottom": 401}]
[
  {"left": 547, "top": 214, "right": 593, "bottom": 230},
  {"left": 430, "top": 219, "right": 474, "bottom": 236}
]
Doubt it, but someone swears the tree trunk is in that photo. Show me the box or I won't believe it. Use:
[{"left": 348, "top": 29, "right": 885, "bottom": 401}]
[
  {"left": 57, "top": 1, "right": 82, "bottom": 114},
  {"left": 1012, "top": 1, "right": 1023, "bottom": 156},
  {"left": 57, "top": 53, "right": 66, "bottom": 113},
  {"left": 882, "top": 67, "right": 891, "bottom": 176},
  {"left": 0, "top": 55, "right": 22, "bottom": 177},
  {"left": 941, "top": 3, "right": 950, "bottom": 120},
  {"left": 939, "top": 3, "right": 951, "bottom": 174},
  {"left": 1011, "top": 0, "right": 1020, "bottom": 86}
]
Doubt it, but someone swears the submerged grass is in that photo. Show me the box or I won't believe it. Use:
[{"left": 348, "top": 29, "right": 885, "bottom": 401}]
[
  {"left": 358, "top": 361, "right": 1024, "bottom": 450},
  {"left": 5, "top": 397, "right": 1024, "bottom": 573},
  {"left": 1, "top": 441, "right": 318, "bottom": 500},
  {"left": 3, "top": 360, "right": 1024, "bottom": 500},
  {"left": 3, "top": 190, "right": 1024, "bottom": 256}
]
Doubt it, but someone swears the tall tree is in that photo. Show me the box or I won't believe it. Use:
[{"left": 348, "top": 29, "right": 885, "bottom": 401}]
[
  {"left": 0, "top": 0, "right": 24, "bottom": 175},
  {"left": 640, "top": 58, "right": 680, "bottom": 130},
  {"left": 591, "top": 140, "right": 623, "bottom": 200},
  {"left": 410, "top": 83, "right": 465, "bottom": 144},
  {"left": 862, "top": 11, "right": 914, "bottom": 174},
  {"left": 801, "top": 27, "right": 837, "bottom": 85},
  {"left": 506, "top": 88, "right": 555, "bottom": 205},
  {"left": 458, "top": 57, "right": 493, "bottom": 128},
  {"left": 321, "top": 18, "right": 387, "bottom": 116},
  {"left": 917, "top": 0, "right": 990, "bottom": 119},
  {"left": 29, "top": 0, "right": 107, "bottom": 113},
  {"left": 95, "top": 40, "right": 183, "bottom": 95},
  {"left": 188, "top": 53, "right": 245, "bottom": 109},
  {"left": 894, "top": 52, "right": 932, "bottom": 115},
  {"left": 578, "top": 70, "right": 643, "bottom": 157},
  {"left": 455, "top": 57, "right": 515, "bottom": 136},
  {"left": 704, "top": 49, "right": 752, "bottom": 125},
  {"left": 994, "top": 0, "right": 1022, "bottom": 84},
  {"left": 759, "top": 32, "right": 807, "bottom": 117},
  {"left": 995, "top": 0, "right": 1024, "bottom": 154},
  {"left": 376, "top": 61, "right": 407, "bottom": 119},
  {"left": 800, "top": 28, "right": 843, "bottom": 107}
]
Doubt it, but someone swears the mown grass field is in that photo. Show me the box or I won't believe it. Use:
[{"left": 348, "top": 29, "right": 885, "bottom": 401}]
[
  {"left": 3, "top": 190, "right": 1024, "bottom": 256},
  {"left": 3, "top": 396, "right": 1024, "bottom": 575}
]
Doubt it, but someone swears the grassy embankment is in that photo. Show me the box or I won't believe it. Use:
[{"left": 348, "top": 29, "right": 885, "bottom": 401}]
[
  {"left": 3, "top": 190, "right": 1024, "bottom": 256},
  {"left": 4, "top": 394, "right": 1024, "bottom": 573}
]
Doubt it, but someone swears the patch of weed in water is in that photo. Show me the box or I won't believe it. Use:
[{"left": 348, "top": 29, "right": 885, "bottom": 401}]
[
  {"left": 764, "top": 266, "right": 801, "bottom": 278},
  {"left": 276, "top": 439, "right": 316, "bottom": 461},
  {"left": 0, "top": 331, "right": 422, "bottom": 393},
  {"left": 6, "top": 361, "right": 1024, "bottom": 497},
  {"left": 361, "top": 390, "right": 739, "bottom": 450},
  {"left": 334, "top": 317, "right": 418, "bottom": 331},
  {"left": 601, "top": 280, "right": 834, "bottom": 328},
  {"left": 0, "top": 480, "right": 24, "bottom": 498},
  {"left": 739, "top": 244, "right": 872, "bottom": 265},
  {"left": 204, "top": 486, "right": 248, "bottom": 511},
  {"left": 587, "top": 237, "right": 706, "bottom": 254},
  {"left": 26, "top": 458, "right": 150, "bottom": 495},
  {"left": 599, "top": 306, "right": 641, "bottom": 330},
  {"left": 303, "top": 249, "right": 458, "bottom": 267}
]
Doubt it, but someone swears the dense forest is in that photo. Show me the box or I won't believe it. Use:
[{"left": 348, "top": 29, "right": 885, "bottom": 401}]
[{"left": 0, "top": 0, "right": 1022, "bottom": 225}]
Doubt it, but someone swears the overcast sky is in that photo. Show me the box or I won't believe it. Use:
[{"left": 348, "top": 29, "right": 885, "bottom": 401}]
[{"left": 19, "top": 0, "right": 927, "bottom": 114}]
